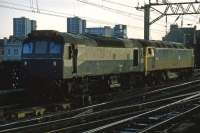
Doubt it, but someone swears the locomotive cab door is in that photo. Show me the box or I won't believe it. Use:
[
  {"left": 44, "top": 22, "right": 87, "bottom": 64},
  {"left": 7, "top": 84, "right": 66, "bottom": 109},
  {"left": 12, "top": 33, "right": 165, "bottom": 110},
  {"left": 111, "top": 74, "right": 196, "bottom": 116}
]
[
  {"left": 144, "top": 47, "right": 155, "bottom": 75},
  {"left": 64, "top": 43, "right": 78, "bottom": 76},
  {"left": 73, "top": 44, "right": 78, "bottom": 74},
  {"left": 68, "top": 43, "right": 78, "bottom": 74},
  {"left": 133, "top": 49, "right": 139, "bottom": 67}
]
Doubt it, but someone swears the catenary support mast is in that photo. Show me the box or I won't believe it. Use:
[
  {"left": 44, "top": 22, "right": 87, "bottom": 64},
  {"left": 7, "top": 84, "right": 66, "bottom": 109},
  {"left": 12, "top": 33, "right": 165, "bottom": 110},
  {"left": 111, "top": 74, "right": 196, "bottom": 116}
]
[{"left": 138, "top": 0, "right": 200, "bottom": 40}]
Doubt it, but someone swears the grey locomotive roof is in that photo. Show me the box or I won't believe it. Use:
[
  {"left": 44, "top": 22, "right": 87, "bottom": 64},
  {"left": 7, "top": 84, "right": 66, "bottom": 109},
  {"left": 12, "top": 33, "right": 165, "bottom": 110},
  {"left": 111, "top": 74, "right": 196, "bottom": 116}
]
[
  {"left": 60, "top": 33, "right": 98, "bottom": 46},
  {"left": 27, "top": 30, "right": 187, "bottom": 49}
]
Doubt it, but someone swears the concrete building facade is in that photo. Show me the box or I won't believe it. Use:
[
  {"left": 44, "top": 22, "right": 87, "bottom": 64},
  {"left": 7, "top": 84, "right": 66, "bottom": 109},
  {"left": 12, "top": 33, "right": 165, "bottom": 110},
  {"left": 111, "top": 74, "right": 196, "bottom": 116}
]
[
  {"left": 113, "top": 24, "right": 127, "bottom": 39},
  {"left": 1, "top": 37, "right": 23, "bottom": 61},
  {"left": 13, "top": 17, "right": 36, "bottom": 38},
  {"left": 67, "top": 17, "right": 86, "bottom": 34},
  {"left": 0, "top": 39, "right": 4, "bottom": 62},
  {"left": 163, "top": 24, "right": 196, "bottom": 45},
  {"left": 85, "top": 26, "right": 113, "bottom": 37}
]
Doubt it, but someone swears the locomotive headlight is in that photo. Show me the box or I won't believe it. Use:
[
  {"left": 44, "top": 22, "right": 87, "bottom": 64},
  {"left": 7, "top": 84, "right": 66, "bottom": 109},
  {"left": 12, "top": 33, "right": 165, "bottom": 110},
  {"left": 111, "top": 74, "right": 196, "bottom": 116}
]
[
  {"left": 53, "top": 61, "right": 57, "bottom": 66},
  {"left": 24, "top": 61, "right": 28, "bottom": 66}
]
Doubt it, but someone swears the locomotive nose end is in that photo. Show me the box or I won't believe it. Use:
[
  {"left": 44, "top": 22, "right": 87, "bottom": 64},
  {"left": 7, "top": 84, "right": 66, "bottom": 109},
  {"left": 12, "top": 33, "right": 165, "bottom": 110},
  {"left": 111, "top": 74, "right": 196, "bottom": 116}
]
[
  {"left": 25, "top": 76, "right": 65, "bottom": 103},
  {"left": 23, "top": 59, "right": 62, "bottom": 80}
]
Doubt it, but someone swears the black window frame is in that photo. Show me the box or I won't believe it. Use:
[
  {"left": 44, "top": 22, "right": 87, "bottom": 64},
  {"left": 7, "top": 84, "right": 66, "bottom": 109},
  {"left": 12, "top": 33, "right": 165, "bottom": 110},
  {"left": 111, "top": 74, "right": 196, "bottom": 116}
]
[{"left": 133, "top": 49, "right": 139, "bottom": 66}]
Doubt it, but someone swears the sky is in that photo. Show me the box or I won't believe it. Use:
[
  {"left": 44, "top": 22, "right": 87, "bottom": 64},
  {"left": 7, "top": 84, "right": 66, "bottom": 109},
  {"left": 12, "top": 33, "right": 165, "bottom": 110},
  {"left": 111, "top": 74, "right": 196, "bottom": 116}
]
[{"left": 0, "top": 0, "right": 199, "bottom": 40}]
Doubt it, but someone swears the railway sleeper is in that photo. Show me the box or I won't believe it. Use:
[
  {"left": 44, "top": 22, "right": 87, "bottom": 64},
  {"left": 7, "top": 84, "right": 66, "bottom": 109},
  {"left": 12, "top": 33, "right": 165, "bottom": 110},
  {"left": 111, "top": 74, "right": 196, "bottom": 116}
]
[
  {"left": 9, "top": 107, "right": 46, "bottom": 120},
  {"left": 0, "top": 102, "right": 71, "bottom": 121},
  {"left": 52, "top": 103, "right": 71, "bottom": 111}
]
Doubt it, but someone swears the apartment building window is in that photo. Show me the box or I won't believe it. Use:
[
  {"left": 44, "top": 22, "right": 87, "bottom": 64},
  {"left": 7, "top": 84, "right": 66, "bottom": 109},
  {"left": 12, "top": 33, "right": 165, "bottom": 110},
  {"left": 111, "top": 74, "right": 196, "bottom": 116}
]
[{"left": 16, "top": 21, "right": 23, "bottom": 34}]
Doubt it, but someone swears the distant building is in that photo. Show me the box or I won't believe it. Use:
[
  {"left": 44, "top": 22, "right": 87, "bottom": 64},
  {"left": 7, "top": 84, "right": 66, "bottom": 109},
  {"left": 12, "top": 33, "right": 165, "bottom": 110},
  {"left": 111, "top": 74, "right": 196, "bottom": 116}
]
[
  {"left": 31, "top": 20, "right": 37, "bottom": 31},
  {"left": 3, "top": 36, "right": 23, "bottom": 61},
  {"left": 0, "top": 39, "right": 4, "bottom": 62},
  {"left": 86, "top": 24, "right": 128, "bottom": 38},
  {"left": 13, "top": 17, "right": 37, "bottom": 38},
  {"left": 113, "top": 24, "right": 127, "bottom": 39},
  {"left": 67, "top": 17, "right": 86, "bottom": 34},
  {"left": 85, "top": 26, "right": 113, "bottom": 37},
  {"left": 163, "top": 24, "right": 196, "bottom": 45}
]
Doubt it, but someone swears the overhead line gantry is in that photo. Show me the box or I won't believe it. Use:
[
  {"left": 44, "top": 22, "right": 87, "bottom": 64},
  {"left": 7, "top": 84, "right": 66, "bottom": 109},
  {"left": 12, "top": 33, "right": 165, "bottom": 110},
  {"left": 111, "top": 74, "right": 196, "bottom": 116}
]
[{"left": 137, "top": 0, "right": 200, "bottom": 40}]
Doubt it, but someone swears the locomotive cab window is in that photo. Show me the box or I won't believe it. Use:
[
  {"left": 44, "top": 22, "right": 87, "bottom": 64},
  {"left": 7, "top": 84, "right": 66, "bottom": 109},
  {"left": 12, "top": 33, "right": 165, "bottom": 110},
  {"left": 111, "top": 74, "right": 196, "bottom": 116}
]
[
  {"left": 133, "top": 49, "right": 139, "bottom": 66},
  {"left": 49, "top": 42, "right": 61, "bottom": 54},
  {"left": 35, "top": 41, "right": 48, "bottom": 54},
  {"left": 147, "top": 48, "right": 154, "bottom": 57},
  {"left": 23, "top": 42, "right": 33, "bottom": 54}
]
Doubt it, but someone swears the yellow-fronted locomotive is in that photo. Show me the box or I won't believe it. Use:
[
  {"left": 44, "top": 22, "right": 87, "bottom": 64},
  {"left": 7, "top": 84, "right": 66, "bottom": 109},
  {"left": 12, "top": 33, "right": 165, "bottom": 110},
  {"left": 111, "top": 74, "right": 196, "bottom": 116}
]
[{"left": 22, "top": 30, "right": 194, "bottom": 104}]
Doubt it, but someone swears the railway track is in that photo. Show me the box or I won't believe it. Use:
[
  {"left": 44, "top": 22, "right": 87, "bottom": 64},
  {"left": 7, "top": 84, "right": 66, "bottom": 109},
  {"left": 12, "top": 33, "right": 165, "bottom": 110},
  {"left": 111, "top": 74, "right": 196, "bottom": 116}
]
[
  {"left": 0, "top": 102, "right": 70, "bottom": 124},
  {"left": 82, "top": 93, "right": 200, "bottom": 133},
  {"left": 1, "top": 78, "right": 200, "bottom": 123},
  {"left": 1, "top": 76, "right": 199, "bottom": 123},
  {"left": 0, "top": 92, "right": 196, "bottom": 133},
  {"left": 1, "top": 79, "right": 200, "bottom": 132}
]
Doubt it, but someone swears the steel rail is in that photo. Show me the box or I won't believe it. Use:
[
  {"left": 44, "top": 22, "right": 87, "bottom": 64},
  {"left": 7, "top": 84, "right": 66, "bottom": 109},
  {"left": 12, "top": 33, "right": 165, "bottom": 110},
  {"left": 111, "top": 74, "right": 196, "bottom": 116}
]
[
  {"left": 82, "top": 93, "right": 200, "bottom": 133},
  {"left": 1, "top": 79, "right": 200, "bottom": 132},
  {"left": 2, "top": 91, "right": 198, "bottom": 133}
]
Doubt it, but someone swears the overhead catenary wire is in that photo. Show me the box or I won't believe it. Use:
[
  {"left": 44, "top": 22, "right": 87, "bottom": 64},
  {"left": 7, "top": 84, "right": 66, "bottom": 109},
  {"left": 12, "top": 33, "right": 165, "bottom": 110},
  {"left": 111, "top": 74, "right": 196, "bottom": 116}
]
[
  {"left": 79, "top": 0, "right": 171, "bottom": 25},
  {"left": 77, "top": 0, "right": 144, "bottom": 18},
  {"left": 77, "top": 0, "right": 169, "bottom": 27},
  {"left": 77, "top": 0, "right": 197, "bottom": 26},
  {"left": 30, "top": 0, "right": 33, "bottom": 9},
  {"left": 0, "top": 0, "right": 166, "bottom": 34},
  {"left": 35, "top": 0, "right": 40, "bottom": 12},
  {"left": 102, "top": 0, "right": 135, "bottom": 9},
  {"left": 0, "top": 0, "right": 170, "bottom": 28}
]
